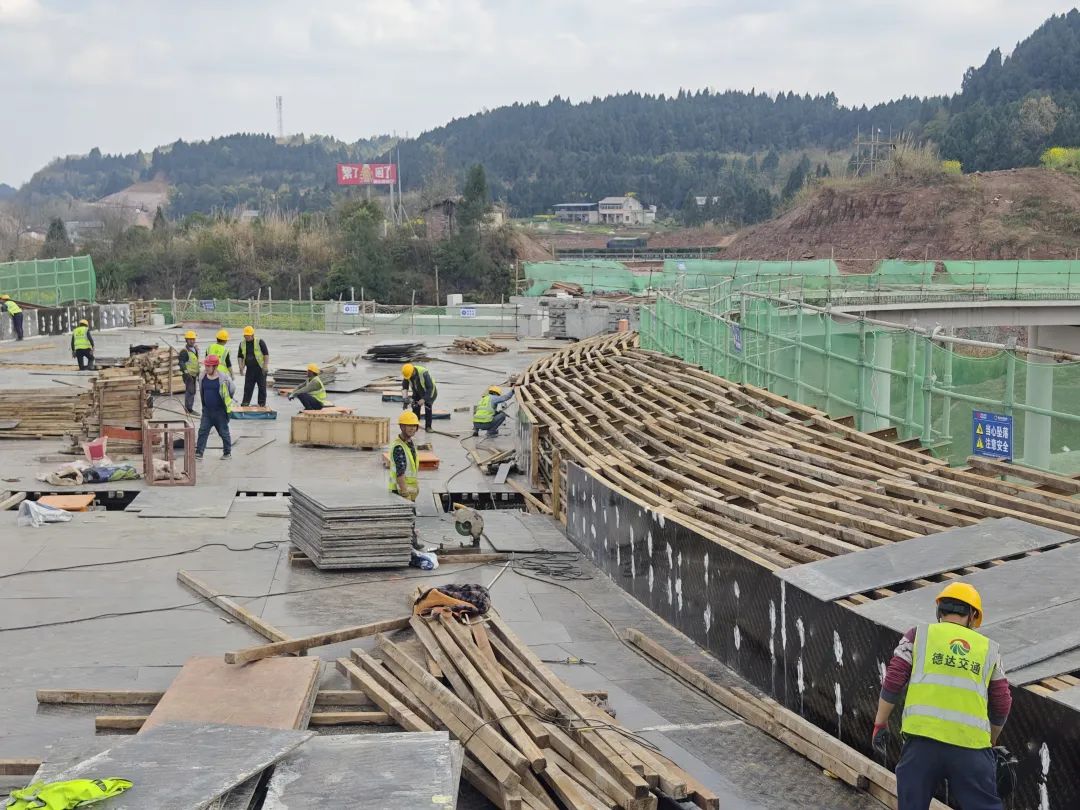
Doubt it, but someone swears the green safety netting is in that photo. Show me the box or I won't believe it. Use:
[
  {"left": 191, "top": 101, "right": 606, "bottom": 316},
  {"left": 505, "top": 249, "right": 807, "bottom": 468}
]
[
  {"left": 938, "top": 260, "right": 1080, "bottom": 291},
  {"left": 522, "top": 261, "right": 643, "bottom": 295},
  {"left": 0, "top": 256, "right": 96, "bottom": 305}
]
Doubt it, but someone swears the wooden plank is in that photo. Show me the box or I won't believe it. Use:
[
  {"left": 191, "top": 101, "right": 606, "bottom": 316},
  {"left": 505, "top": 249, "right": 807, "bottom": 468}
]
[
  {"left": 336, "top": 657, "right": 431, "bottom": 732},
  {"left": 143, "top": 656, "right": 320, "bottom": 732},
  {"left": 0, "top": 759, "right": 42, "bottom": 776},
  {"left": 966, "top": 457, "right": 1080, "bottom": 493},
  {"left": 506, "top": 478, "right": 554, "bottom": 515},
  {"left": 224, "top": 615, "right": 411, "bottom": 664},
  {"left": 349, "top": 649, "right": 442, "bottom": 728},
  {"left": 307, "top": 711, "right": 392, "bottom": 725},
  {"left": 410, "top": 615, "right": 480, "bottom": 714},
  {"left": 177, "top": 570, "right": 290, "bottom": 643},
  {"left": 37, "top": 689, "right": 165, "bottom": 706},
  {"left": 95, "top": 715, "right": 146, "bottom": 731}
]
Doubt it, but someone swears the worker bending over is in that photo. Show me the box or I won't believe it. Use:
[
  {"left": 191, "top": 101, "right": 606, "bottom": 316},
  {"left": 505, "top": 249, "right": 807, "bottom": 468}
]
[
  {"left": 288, "top": 364, "right": 327, "bottom": 410},
  {"left": 389, "top": 411, "right": 420, "bottom": 501},
  {"left": 472, "top": 385, "right": 514, "bottom": 437},
  {"left": 177, "top": 331, "right": 200, "bottom": 415},
  {"left": 401, "top": 362, "right": 437, "bottom": 431},
  {"left": 195, "top": 355, "right": 235, "bottom": 460},
  {"left": 1, "top": 294, "right": 23, "bottom": 340},
  {"left": 71, "top": 319, "right": 95, "bottom": 370},
  {"left": 206, "top": 329, "right": 232, "bottom": 373},
  {"left": 873, "top": 583, "right": 1011, "bottom": 810},
  {"left": 237, "top": 325, "right": 270, "bottom": 407}
]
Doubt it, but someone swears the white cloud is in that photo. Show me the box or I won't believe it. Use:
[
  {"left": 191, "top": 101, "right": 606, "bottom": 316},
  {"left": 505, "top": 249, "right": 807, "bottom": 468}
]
[{"left": 0, "top": 0, "right": 1076, "bottom": 184}]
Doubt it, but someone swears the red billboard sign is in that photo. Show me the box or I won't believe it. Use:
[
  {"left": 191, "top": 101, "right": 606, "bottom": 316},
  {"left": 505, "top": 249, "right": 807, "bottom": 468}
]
[{"left": 337, "top": 163, "right": 397, "bottom": 186}]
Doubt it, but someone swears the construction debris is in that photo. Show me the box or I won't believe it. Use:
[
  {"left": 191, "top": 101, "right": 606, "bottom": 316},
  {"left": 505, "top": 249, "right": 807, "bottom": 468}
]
[
  {"left": 288, "top": 482, "right": 415, "bottom": 570},
  {"left": 364, "top": 341, "right": 426, "bottom": 363},
  {"left": 273, "top": 365, "right": 338, "bottom": 388},
  {"left": 0, "top": 389, "right": 92, "bottom": 439},
  {"left": 122, "top": 346, "right": 184, "bottom": 394},
  {"left": 448, "top": 337, "right": 508, "bottom": 355},
  {"left": 84, "top": 375, "right": 150, "bottom": 453}
]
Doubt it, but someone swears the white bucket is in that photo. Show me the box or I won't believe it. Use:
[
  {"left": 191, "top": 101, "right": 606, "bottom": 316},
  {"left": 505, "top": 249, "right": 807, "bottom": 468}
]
[{"left": 150, "top": 313, "right": 165, "bottom": 327}]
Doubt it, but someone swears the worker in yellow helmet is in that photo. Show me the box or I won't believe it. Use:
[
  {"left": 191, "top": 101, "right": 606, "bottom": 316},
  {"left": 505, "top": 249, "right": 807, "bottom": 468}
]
[
  {"left": 401, "top": 362, "right": 437, "bottom": 431},
  {"left": 389, "top": 411, "right": 420, "bottom": 501},
  {"left": 177, "top": 330, "right": 200, "bottom": 415},
  {"left": 1, "top": 294, "right": 24, "bottom": 340},
  {"left": 287, "top": 363, "right": 327, "bottom": 411},
  {"left": 206, "top": 329, "right": 232, "bottom": 373},
  {"left": 873, "top": 582, "right": 1012, "bottom": 810},
  {"left": 472, "top": 384, "right": 515, "bottom": 438},
  {"left": 70, "top": 318, "right": 95, "bottom": 370},
  {"left": 237, "top": 325, "right": 271, "bottom": 407}
]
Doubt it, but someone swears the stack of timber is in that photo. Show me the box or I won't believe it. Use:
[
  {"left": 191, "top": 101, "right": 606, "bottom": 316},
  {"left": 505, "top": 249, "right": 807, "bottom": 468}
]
[
  {"left": 364, "top": 341, "right": 426, "bottom": 363},
  {"left": 0, "top": 389, "right": 92, "bottom": 439},
  {"left": 336, "top": 611, "right": 718, "bottom": 810},
  {"left": 515, "top": 333, "right": 1080, "bottom": 584},
  {"left": 448, "top": 337, "right": 508, "bottom": 355},
  {"left": 123, "top": 347, "right": 184, "bottom": 394},
  {"left": 273, "top": 365, "right": 338, "bottom": 388},
  {"left": 288, "top": 482, "right": 414, "bottom": 569},
  {"left": 130, "top": 300, "right": 155, "bottom": 327},
  {"left": 84, "top": 374, "right": 150, "bottom": 451}
]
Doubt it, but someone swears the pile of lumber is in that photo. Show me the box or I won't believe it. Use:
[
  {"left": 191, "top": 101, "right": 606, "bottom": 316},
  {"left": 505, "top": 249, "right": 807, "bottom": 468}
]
[
  {"left": 337, "top": 612, "right": 718, "bottom": 810},
  {"left": 273, "top": 365, "right": 338, "bottom": 388},
  {"left": 364, "top": 341, "right": 426, "bottom": 363},
  {"left": 0, "top": 389, "right": 92, "bottom": 439},
  {"left": 548, "top": 281, "right": 584, "bottom": 296},
  {"left": 122, "top": 347, "right": 184, "bottom": 394},
  {"left": 448, "top": 337, "right": 508, "bottom": 355},
  {"left": 288, "top": 482, "right": 414, "bottom": 569},
  {"left": 84, "top": 374, "right": 150, "bottom": 452},
  {"left": 130, "top": 300, "right": 155, "bottom": 327}
]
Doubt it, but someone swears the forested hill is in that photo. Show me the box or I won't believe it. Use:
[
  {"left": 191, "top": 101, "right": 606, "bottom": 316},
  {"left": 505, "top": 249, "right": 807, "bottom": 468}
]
[{"left": 14, "top": 9, "right": 1080, "bottom": 217}]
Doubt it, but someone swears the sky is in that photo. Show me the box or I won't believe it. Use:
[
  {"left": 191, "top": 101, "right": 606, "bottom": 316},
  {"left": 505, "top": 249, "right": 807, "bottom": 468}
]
[{"left": 1, "top": 0, "right": 1076, "bottom": 185}]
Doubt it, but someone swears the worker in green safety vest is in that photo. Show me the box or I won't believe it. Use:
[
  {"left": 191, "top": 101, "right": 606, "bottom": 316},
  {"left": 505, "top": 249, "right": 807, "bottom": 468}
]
[
  {"left": 206, "top": 329, "right": 232, "bottom": 373},
  {"left": 472, "top": 384, "right": 515, "bottom": 438},
  {"left": 195, "top": 354, "right": 235, "bottom": 460},
  {"left": 873, "top": 582, "right": 1012, "bottom": 810},
  {"left": 1, "top": 294, "right": 24, "bottom": 340},
  {"left": 237, "top": 325, "right": 271, "bottom": 407},
  {"left": 177, "top": 330, "right": 200, "bottom": 415},
  {"left": 287, "top": 364, "right": 327, "bottom": 411},
  {"left": 388, "top": 410, "right": 420, "bottom": 501},
  {"left": 401, "top": 362, "right": 437, "bottom": 431},
  {"left": 6, "top": 777, "right": 133, "bottom": 808},
  {"left": 70, "top": 318, "right": 95, "bottom": 370}
]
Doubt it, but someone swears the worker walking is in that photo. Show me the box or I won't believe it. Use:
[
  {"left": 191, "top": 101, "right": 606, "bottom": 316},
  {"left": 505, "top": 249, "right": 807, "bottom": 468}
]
[
  {"left": 71, "top": 319, "right": 95, "bottom": 370},
  {"left": 288, "top": 363, "right": 327, "bottom": 411},
  {"left": 195, "top": 355, "right": 234, "bottom": 460},
  {"left": 1, "top": 294, "right": 24, "bottom": 340},
  {"left": 872, "top": 583, "right": 1011, "bottom": 810},
  {"left": 389, "top": 411, "right": 420, "bottom": 502},
  {"left": 401, "top": 362, "right": 437, "bottom": 431},
  {"left": 206, "top": 329, "right": 232, "bottom": 373},
  {"left": 177, "top": 331, "right": 200, "bottom": 415},
  {"left": 237, "top": 325, "right": 270, "bottom": 407},
  {"left": 472, "top": 385, "right": 515, "bottom": 437}
]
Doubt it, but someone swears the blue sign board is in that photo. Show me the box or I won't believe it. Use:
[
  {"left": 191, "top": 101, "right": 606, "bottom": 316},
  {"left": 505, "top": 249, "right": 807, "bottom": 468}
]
[
  {"left": 731, "top": 324, "right": 743, "bottom": 353},
  {"left": 460, "top": 307, "right": 477, "bottom": 318},
  {"left": 972, "top": 411, "right": 1013, "bottom": 460},
  {"left": 199, "top": 300, "right": 215, "bottom": 312}
]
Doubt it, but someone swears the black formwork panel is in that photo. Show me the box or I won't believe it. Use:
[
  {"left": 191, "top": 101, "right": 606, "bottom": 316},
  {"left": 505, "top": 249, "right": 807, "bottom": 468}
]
[{"left": 564, "top": 463, "right": 1080, "bottom": 809}]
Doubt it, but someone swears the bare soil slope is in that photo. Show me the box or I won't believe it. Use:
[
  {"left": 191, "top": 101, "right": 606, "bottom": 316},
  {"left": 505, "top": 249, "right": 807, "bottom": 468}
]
[{"left": 722, "top": 168, "right": 1080, "bottom": 271}]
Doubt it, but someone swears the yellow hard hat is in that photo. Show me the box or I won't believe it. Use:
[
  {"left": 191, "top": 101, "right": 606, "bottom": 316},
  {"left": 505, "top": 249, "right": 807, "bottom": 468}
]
[
  {"left": 216, "top": 329, "right": 229, "bottom": 341},
  {"left": 243, "top": 325, "right": 255, "bottom": 337},
  {"left": 402, "top": 363, "right": 415, "bottom": 379},
  {"left": 78, "top": 319, "right": 88, "bottom": 326},
  {"left": 0, "top": 294, "right": 9, "bottom": 300},
  {"left": 184, "top": 330, "right": 197, "bottom": 340},
  {"left": 306, "top": 363, "right": 320, "bottom": 374},
  {"left": 936, "top": 582, "right": 983, "bottom": 627},
  {"left": 488, "top": 385, "right": 503, "bottom": 395},
  {"left": 398, "top": 411, "right": 420, "bottom": 426}
]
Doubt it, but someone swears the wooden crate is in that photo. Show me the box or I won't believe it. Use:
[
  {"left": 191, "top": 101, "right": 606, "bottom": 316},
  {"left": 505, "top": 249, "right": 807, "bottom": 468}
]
[{"left": 290, "top": 414, "right": 389, "bottom": 449}]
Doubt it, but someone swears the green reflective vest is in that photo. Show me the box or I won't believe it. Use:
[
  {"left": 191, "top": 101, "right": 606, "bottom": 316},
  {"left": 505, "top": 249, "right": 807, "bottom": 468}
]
[
  {"left": 310, "top": 376, "right": 327, "bottom": 403},
  {"left": 204, "top": 373, "right": 234, "bottom": 415},
  {"left": 6, "top": 777, "right": 133, "bottom": 809},
  {"left": 473, "top": 394, "right": 495, "bottom": 423},
  {"left": 3, "top": 299, "right": 21, "bottom": 315},
  {"left": 207, "top": 342, "right": 229, "bottom": 366},
  {"left": 388, "top": 436, "right": 419, "bottom": 499},
  {"left": 72, "top": 326, "right": 92, "bottom": 350},
  {"left": 181, "top": 345, "right": 199, "bottom": 376},
  {"left": 407, "top": 365, "right": 437, "bottom": 398},
  {"left": 902, "top": 622, "right": 996, "bottom": 749},
  {"left": 238, "top": 338, "right": 264, "bottom": 368}
]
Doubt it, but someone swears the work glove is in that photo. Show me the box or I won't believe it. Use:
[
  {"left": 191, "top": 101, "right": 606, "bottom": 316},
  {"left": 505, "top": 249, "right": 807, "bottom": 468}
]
[
  {"left": 287, "top": 394, "right": 294, "bottom": 401},
  {"left": 872, "top": 724, "right": 889, "bottom": 756}
]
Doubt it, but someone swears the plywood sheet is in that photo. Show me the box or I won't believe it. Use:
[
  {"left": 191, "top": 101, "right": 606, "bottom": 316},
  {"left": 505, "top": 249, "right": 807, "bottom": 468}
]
[
  {"left": 129, "top": 487, "right": 235, "bottom": 519},
  {"left": 263, "top": 733, "right": 461, "bottom": 809},
  {"left": 32, "top": 722, "right": 311, "bottom": 810},
  {"left": 143, "top": 656, "right": 320, "bottom": 732},
  {"left": 777, "top": 518, "right": 1075, "bottom": 602}
]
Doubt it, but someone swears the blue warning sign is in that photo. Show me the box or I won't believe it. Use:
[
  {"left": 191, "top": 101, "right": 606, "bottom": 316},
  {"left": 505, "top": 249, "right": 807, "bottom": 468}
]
[{"left": 972, "top": 411, "right": 1013, "bottom": 461}]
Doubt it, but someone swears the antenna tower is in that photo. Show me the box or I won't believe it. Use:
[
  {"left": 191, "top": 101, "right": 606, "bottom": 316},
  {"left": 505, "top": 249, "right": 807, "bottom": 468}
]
[{"left": 275, "top": 96, "right": 284, "bottom": 139}]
